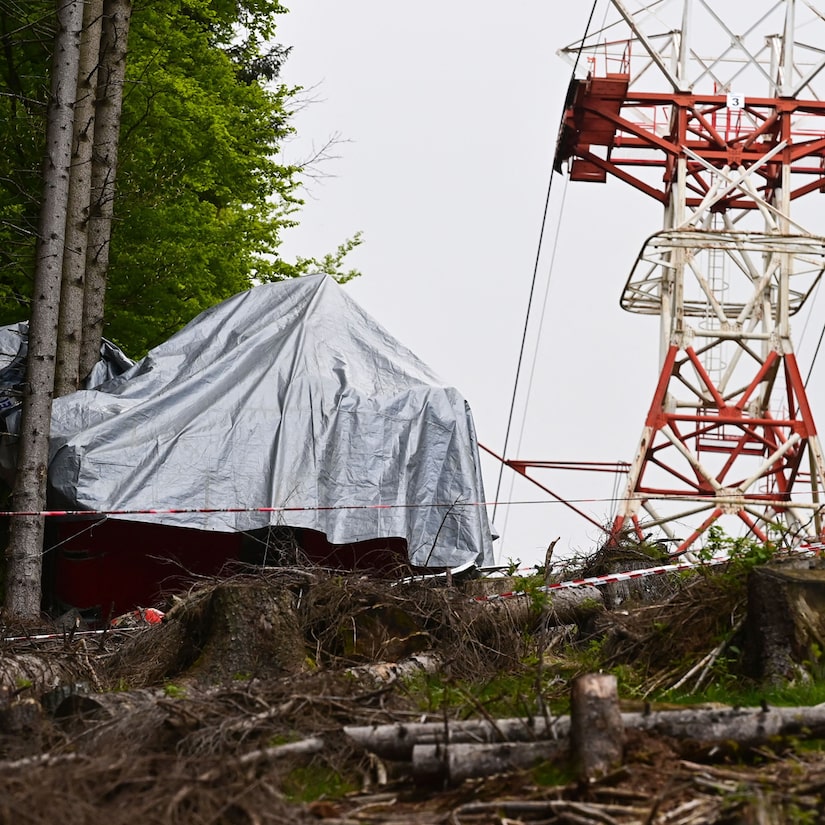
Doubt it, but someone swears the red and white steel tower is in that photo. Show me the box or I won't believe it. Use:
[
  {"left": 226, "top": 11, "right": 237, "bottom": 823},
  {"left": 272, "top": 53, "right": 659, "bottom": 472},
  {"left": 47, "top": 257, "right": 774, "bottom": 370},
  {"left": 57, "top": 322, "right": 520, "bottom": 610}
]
[{"left": 555, "top": 0, "right": 825, "bottom": 552}]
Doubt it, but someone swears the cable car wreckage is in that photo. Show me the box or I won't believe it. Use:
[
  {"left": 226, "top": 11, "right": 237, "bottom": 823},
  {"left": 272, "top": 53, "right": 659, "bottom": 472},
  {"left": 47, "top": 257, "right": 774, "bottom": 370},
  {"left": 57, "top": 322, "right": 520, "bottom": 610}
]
[{"left": 0, "top": 275, "right": 494, "bottom": 620}]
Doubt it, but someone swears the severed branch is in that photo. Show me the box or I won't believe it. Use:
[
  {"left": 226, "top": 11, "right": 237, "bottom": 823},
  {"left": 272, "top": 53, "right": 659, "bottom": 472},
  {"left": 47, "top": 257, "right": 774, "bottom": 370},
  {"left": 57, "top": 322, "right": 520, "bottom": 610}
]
[
  {"left": 668, "top": 616, "right": 746, "bottom": 694},
  {"left": 198, "top": 737, "right": 325, "bottom": 782}
]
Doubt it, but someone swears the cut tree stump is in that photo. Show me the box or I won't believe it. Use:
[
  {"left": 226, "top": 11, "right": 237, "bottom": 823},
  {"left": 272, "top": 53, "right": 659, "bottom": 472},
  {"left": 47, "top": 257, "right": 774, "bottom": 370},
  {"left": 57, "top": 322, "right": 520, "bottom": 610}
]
[
  {"left": 570, "top": 673, "right": 624, "bottom": 780},
  {"left": 103, "top": 577, "right": 308, "bottom": 687},
  {"left": 187, "top": 581, "right": 307, "bottom": 682},
  {"left": 745, "top": 564, "right": 825, "bottom": 683}
]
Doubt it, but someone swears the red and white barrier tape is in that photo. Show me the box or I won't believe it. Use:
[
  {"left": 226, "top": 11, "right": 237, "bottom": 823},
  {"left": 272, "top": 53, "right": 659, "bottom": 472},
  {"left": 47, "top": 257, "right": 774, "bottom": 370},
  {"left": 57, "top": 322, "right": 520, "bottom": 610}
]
[{"left": 475, "top": 547, "right": 819, "bottom": 603}]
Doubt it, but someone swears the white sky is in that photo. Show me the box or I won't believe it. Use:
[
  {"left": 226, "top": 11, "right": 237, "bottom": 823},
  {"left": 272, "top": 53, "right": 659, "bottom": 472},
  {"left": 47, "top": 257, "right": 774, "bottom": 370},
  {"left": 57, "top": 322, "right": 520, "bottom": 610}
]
[{"left": 275, "top": 2, "right": 825, "bottom": 567}]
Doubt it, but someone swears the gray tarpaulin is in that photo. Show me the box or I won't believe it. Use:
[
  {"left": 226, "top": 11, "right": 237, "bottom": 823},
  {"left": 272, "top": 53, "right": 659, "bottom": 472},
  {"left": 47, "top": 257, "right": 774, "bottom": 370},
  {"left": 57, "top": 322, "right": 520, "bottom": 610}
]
[
  {"left": 40, "top": 275, "right": 494, "bottom": 568},
  {"left": 0, "top": 322, "right": 134, "bottom": 483}
]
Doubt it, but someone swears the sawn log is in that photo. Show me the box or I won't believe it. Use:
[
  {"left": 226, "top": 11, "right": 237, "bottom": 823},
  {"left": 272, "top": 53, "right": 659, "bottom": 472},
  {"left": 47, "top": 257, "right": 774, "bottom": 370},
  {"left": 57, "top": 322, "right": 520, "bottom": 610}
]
[{"left": 345, "top": 702, "right": 825, "bottom": 761}]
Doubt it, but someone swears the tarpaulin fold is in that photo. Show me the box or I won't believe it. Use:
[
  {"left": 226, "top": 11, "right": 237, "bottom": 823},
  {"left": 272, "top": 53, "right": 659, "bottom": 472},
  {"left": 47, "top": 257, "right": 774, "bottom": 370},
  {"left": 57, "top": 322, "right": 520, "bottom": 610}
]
[{"left": 23, "top": 275, "right": 493, "bottom": 568}]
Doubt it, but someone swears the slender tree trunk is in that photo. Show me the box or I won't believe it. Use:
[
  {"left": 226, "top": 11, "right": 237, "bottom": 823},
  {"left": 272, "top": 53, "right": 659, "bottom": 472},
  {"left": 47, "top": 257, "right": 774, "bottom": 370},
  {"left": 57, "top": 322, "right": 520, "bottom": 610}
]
[
  {"left": 5, "top": 0, "right": 83, "bottom": 620},
  {"left": 55, "top": 0, "right": 103, "bottom": 397},
  {"left": 79, "top": 0, "right": 131, "bottom": 381}
]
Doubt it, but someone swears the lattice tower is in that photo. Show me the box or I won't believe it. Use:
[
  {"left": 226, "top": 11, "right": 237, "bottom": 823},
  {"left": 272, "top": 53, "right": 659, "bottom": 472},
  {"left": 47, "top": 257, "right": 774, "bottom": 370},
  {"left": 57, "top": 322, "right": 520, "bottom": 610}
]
[{"left": 556, "top": 0, "right": 825, "bottom": 552}]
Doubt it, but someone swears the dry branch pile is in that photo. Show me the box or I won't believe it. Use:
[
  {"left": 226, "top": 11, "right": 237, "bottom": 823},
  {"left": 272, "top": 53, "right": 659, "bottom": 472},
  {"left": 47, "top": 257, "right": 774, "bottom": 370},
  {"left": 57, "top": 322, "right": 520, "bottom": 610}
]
[{"left": 590, "top": 572, "right": 744, "bottom": 695}]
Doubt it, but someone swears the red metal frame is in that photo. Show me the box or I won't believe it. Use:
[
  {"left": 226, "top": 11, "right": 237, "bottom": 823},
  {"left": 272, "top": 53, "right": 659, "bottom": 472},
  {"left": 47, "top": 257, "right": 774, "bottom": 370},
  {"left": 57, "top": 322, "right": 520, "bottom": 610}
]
[
  {"left": 556, "top": 78, "right": 825, "bottom": 207},
  {"left": 609, "top": 345, "right": 817, "bottom": 552},
  {"left": 480, "top": 443, "right": 628, "bottom": 533},
  {"left": 554, "top": 60, "right": 825, "bottom": 549}
]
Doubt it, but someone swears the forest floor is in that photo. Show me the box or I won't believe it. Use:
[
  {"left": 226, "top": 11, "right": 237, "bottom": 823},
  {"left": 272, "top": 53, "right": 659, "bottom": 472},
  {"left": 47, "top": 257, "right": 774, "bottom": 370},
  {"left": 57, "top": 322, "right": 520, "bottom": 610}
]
[{"left": 0, "top": 554, "right": 824, "bottom": 824}]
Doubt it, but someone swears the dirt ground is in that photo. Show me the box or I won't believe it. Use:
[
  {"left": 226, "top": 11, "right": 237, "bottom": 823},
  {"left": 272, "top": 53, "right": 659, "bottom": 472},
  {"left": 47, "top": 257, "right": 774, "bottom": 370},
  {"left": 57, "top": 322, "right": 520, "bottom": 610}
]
[{"left": 0, "top": 566, "right": 823, "bottom": 824}]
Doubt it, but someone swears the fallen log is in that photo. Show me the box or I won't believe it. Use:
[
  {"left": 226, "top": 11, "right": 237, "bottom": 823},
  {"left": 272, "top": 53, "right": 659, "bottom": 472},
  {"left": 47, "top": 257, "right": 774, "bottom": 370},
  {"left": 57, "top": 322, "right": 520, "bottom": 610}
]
[
  {"left": 413, "top": 740, "right": 566, "bottom": 784},
  {"left": 628, "top": 701, "right": 825, "bottom": 746},
  {"left": 344, "top": 715, "right": 566, "bottom": 761},
  {"left": 346, "top": 702, "right": 825, "bottom": 763},
  {"left": 344, "top": 653, "right": 442, "bottom": 685},
  {"left": 483, "top": 585, "right": 604, "bottom": 629},
  {"left": 236, "top": 737, "right": 324, "bottom": 766},
  {"left": 404, "top": 700, "right": 825, "bottom": 784},
  {"left": 0, "top": 752, "right": 85, "bottom": 772},
  {"left": 195, "top": 737, "right": 325, "bottom": 783},
  {"left": 0, "top": 653, "right": 92, "bottom": 695},
  {"left": 451, "top": 800, "right": 651, "bottom": 823}
]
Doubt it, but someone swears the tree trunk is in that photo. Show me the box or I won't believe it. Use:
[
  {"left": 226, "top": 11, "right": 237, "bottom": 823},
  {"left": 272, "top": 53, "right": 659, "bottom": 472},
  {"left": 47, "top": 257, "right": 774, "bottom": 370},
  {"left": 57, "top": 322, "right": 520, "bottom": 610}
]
[
  {"left": 55, "top": 0, "right": 104, "bottom": 397},
  {"left": 79, "top": 0, "right": 131, "bottom": 381},
  {"left": 5, "top": 0, "right": 83, "bottom": 620}
]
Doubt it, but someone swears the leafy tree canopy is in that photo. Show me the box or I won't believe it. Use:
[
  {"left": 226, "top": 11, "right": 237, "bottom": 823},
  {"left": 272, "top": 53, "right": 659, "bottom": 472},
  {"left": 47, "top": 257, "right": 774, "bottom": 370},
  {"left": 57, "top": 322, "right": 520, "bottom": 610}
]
[{"left": 0, "top": 0, "right": 359, "bottom": 357}]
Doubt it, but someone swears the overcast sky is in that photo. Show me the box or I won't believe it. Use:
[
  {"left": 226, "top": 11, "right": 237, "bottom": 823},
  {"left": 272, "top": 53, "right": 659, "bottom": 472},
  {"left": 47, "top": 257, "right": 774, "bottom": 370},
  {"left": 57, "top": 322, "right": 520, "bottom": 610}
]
[{"left": 274, "top": 2, "right": 825, "bottom": 567}]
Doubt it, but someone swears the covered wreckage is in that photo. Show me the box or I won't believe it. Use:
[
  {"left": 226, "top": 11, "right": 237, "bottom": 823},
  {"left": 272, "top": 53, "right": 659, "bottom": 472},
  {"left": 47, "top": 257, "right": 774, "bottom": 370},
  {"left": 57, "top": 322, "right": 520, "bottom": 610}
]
[{"left": 1, "top": 275, "right": 494, "bottom": 616}]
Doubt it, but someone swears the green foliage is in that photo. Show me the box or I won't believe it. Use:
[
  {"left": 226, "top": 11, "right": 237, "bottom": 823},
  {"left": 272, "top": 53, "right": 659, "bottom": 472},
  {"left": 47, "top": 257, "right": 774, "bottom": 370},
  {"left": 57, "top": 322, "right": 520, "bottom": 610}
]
[
  {"left": 781, "top": 802, "right": 819, "bottom": 825},
  {"left": 404, "top": 667, "right": 562, "bottom": 719},
  {"left": 504, "top": 557, "right": 521, "bottom": 576},
  {"left": 0, "top": 0, "right": 361, "bottom": 358},
  {"left": 267, "top": 732, "right": 301, "bottom": 746},
  {"left": 403, "top": 671, "right": 461, "bottom": 714},
  {"left": 560, "top": 637, "right": 608, "bottom": 680},
  {"left": 531, "top": 760, "right": 576, "bottom": 787},
  {"left": 520, "top": 574, "right": 549, "bottom": 612},
  {"left": 285, "top": 232, "right": 364, "bottom": 286},
  {"left": 697, "top": 524, "right": 777, "bottom": 572},
  {"left": 667, "top": 677, "right": 825, "bottom": 709},
  {"left": 163, "top": 682, "right": 186, "bottom": 699}
]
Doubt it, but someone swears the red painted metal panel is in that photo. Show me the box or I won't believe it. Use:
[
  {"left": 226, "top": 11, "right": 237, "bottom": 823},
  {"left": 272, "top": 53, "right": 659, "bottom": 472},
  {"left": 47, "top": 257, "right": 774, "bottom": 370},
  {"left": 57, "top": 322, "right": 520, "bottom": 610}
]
[
  {"left": 50, "top": 519, "right": 243, "bottom": 622},
  {"left": 48, "top": 519, "right": 408, "bottom": 624}
]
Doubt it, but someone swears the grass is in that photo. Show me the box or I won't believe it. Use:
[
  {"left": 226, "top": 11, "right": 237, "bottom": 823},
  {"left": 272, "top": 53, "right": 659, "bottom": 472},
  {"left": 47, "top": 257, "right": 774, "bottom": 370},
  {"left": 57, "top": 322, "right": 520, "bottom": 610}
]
[
  {"left": 282, "top": 765, "right": 358, "bottom": 803},
  {"left": 403, "top": 661, "right": 572, "bottom": 719},
  {"left": 531, "top": 759, "right": 576, "bottom": 787},
  {"left": 162, "top": 682, "right": 186, "bottom": 699},
  {"left": 666, "top": 678, "right": 825, "bottom": 709}
]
